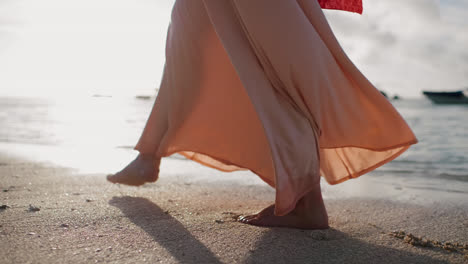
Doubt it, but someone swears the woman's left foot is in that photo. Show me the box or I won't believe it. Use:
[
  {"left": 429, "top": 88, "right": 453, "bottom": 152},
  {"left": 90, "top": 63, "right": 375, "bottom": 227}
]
[
  {"left": 106, "top": 154, "right": 159, "bottom": 186},
  {"left": 238, "top": 185, "right": 329, "bottom": 229}
]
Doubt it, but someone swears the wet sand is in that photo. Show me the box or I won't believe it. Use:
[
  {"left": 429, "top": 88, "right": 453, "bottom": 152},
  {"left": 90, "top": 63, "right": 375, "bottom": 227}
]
[{"left": 1, "top": 153, "right": 467, "bottom": 263}]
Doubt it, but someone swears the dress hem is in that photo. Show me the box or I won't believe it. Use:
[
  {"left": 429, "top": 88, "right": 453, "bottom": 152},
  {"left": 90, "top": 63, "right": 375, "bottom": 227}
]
[{"left": 135, "top": 138, "right": 418, "bottom": 216}]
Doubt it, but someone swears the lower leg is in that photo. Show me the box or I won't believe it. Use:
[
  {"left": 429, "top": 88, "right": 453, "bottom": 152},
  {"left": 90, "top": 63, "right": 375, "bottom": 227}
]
[{"left": 239, "top": 182, "right": 329, "bottom": 229}]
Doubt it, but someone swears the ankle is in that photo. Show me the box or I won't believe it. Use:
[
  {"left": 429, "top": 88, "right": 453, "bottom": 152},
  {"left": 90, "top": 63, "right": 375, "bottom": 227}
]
[
  {"left": 138, "top": 153, "right": 154, "bottom": 161},
  {"left": 296, "top": 183, "right": 324, "bottom": 210}
]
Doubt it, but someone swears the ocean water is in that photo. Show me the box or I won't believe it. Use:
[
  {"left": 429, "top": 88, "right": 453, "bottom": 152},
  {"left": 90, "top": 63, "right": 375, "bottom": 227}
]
[
  {"left": 369, "top": 99, "right": 468, "bottom": 196},
  {"left": 1, "top": 96, "right": 467, "bottom": 197}
]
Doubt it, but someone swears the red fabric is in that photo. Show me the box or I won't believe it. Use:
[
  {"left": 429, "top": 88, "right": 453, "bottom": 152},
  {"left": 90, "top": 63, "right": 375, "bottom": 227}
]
[{"left": 318, "top": 0, "right": 363, "bottom": 14}]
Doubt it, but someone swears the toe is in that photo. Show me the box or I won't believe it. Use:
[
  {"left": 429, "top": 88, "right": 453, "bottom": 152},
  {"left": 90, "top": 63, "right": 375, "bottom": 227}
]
[
  {"left": 105, "top": 173, "right": 144, "bottom": 186},
  {"left": 106, "top": 174, "right": 118, "bottom": 183},
  {"left": 244, "top": 213, "right": 281, "bottom": 228},
  {"left": 238, "top": 215, "right": 257, "bottom": 223},
  {"left": 245, "top": 217, "right": 264, "bottom": 226}
]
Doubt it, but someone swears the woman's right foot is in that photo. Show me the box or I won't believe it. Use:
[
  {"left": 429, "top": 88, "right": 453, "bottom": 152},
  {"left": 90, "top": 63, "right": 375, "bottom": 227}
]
[
  {"left": 106, "top": 154, "right": 159, "bottom": 186},
  {"left": 238, "top": 183, "right": 329, "bottom": 229}
]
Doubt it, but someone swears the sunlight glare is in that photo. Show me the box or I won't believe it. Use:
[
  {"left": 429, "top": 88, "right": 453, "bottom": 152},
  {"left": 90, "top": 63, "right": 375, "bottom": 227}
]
[{"left": 0, "top": 0, "right": 175, "bottom": 98}]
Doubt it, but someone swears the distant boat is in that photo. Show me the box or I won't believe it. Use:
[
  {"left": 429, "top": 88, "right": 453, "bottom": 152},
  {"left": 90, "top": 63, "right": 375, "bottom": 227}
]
[
  {"left": 422, "top": 90, "right": 468, "bottom": 104},
  {"left": 379, "top": 90, "right": 401, "bottom": 101},
  {"left": 135, "top": 95, "right": 152, "bottom": 100}
]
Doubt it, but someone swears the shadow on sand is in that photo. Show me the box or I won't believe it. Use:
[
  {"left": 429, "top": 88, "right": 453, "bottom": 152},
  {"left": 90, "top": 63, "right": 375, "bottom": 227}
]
[
  {"left": 110, "top": 196, "right": 447, "bottom": 264},
  {"left": 109, "top": 196, "right": 222, "bottom": 263},
  {"left": 243, "top": 228, "right": 448, "bottom": 264}
]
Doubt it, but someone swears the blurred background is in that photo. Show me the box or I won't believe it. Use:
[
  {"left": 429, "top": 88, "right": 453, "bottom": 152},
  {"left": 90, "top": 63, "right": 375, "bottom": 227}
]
[
  {"left": 0, "top": 0, "right": 174, "bottom": 98},
  {"left": 1, "top": 0, "right": 467, "bottom": 98},
  {"left": 0, "top": 0, "right": 467, "bottom": 199}
]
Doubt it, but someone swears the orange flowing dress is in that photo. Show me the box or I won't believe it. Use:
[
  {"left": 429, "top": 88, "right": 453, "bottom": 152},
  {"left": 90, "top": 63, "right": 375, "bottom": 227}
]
[{"left": 135, "top": 0, "right": 418, "bottom": 216}]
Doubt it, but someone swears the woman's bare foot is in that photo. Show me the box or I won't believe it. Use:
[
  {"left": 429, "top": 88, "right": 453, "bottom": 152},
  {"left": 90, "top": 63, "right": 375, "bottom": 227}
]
[
  {"left": 106, "top": 154, "right": 159, "bottom": 186},
  {"left": 238, "top": 184, "right": 329, "bottom": 229}
]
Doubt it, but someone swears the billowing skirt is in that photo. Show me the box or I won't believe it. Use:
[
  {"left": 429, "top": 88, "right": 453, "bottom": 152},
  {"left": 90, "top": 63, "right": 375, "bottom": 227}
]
[{"left": 135, "top": 0, "right": 418, "bottom": 216}]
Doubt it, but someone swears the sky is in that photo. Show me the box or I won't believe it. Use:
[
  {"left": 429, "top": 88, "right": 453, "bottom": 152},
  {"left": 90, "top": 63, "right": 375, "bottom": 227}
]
[
  {"left": 325, "top": 0, "right": 468, "bottom": 97},
  {"left": 0, "top": 0, "right": 467, "bottom": 98}
]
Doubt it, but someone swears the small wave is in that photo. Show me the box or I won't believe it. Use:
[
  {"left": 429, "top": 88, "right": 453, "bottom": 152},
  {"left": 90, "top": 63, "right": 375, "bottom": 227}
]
[
  {"left": 166, "top": 154, "right": 189, "bottom": 161},
  {"left": 0, "top": 138, "right": 59, "bottom": 146},
  {"left": 378, "top": 169, "right": 415, "bottom": 174},
  {"left": 116, "top": 145, "right": 134, "bottom": 150},
  {"left": 405, "top": 185, "right": 468, "bottom": 194},
  {"left": 391, "top": 160, "right": 431, "bottom": 165},
  {"left": 438, "top": 173, "right": 468, "bottom": 183}
]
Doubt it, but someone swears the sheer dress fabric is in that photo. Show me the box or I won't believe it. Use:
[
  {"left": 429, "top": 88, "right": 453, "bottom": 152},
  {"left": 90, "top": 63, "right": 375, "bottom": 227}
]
[{"left": 135, "top": 0, "right": 418, "bottom": 216}]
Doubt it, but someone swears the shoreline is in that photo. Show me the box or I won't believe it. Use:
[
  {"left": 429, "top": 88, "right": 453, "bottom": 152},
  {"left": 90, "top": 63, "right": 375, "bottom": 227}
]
[
  {"left": 2, "top": 141, "right": 467, "bottom": 206},
  {"left": 1, "top": 153, "right": 467, "bottom": 263}
]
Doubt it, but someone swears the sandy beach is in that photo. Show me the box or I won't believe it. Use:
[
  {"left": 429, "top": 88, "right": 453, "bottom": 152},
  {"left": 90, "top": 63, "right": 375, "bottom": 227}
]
[
  {"left": 2, "top": 0, "right": 468, "bottom": 262},
  {"left": 1, "top": 151, "right": 467, "bottom": 264}
]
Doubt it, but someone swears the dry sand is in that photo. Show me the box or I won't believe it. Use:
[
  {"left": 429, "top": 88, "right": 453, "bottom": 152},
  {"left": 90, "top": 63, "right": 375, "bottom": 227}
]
[{"left": 1, "top": 153, "right": 467, "bottom": 264}]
